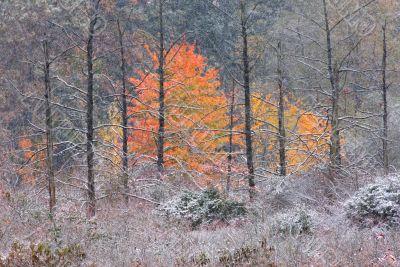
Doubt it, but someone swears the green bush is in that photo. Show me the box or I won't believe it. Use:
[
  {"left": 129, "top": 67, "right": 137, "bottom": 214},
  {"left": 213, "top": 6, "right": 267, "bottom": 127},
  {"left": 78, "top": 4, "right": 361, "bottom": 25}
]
[
  {"left": 344, "top": 178, "right": 400, "bottom": 227},
  {"left": 270, "top": 207, "right": 313, "bottom": 235},
  {"left": 159, "top": 188, "right": 246, "bottom": 227}
]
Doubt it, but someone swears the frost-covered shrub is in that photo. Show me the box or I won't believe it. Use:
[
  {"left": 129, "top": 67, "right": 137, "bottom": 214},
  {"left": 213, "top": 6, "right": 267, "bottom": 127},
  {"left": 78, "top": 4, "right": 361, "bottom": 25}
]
[
  {"left": 158, "top": 188, "right": 246, "bottom": 227},
  {"left": 344, "top": 177, "right": 400, "bottom": 227},
  {"left": 270, "top": 206, "right": 313, "bottom": 235}
]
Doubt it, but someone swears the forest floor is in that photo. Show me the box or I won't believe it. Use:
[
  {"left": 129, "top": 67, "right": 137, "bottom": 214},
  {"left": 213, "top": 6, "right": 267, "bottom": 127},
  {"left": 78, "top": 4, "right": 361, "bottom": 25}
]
[{"left": 1, "top": 174, "right": 400, "bottom": 266}]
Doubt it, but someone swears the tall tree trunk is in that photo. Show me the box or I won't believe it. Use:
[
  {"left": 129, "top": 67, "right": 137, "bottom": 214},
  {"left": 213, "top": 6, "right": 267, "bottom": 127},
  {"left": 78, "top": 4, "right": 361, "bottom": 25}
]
[
  {"left": 240, "top": 0, "right": 255, "bottom": 200},
  {"left": 157, "top": 0, "right": 165, "bottom": 174},
  {"left": 117, "top": 19, "right": 130, "bottom": 202},
  {"left": 277, "top": 41, "right": 287, "bottom": 176},
  {"left": 86, "top": 0, "right": 100, "bottom": 218},
  {"left": 227, "top": 79, "right": 236, "bottom": 193},
  {"left": 322, "top": 0, "right": 341, "bottom": 177},
  {"left": 43, "top": 37, "right": 56, "bottom": 215},
  {"left": 382, "top": 21, "right": 389, "bottom": 175}
]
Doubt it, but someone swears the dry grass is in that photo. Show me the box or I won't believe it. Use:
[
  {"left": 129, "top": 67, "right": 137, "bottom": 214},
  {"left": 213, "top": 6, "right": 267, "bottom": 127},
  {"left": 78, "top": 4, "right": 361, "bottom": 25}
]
[{"left": 1, "top": 174, "right": 400, "bottom": 266}]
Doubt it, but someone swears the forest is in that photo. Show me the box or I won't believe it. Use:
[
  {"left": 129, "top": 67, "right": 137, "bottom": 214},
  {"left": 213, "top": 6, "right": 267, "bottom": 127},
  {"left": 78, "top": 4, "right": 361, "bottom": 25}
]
[{"left": 1, "top": 0, "right": 400, "bottom": 266}]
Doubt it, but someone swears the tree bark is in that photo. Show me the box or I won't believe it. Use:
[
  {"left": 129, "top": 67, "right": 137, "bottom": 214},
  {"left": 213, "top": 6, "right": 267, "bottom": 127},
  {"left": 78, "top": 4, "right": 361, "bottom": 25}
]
[
  {"left": 240, "top": 0, "right": 255, "bottom": 201},
  {"left": 227, "top": 79, "right": 236, "bottom": 193},
  {"left": 43, "top": 37, "right": 56, "bottom": 215},
  {"left": 277, "top": 41, "right": 287, "bottom": 176},
  {"left": 157, "top": 0, "right": 165, "bottom": 174},
  {"left": 86, "top": 0, "right": 100, "bottom": 218},
  {"left": 322, "top": 0, "right": 341, "bottom": 177},
  {"left": 117, "top": 19, "right": 130, "bottom": 202},
  {"left": 382, "top": 21, "right": 389, "bottom": 175}
]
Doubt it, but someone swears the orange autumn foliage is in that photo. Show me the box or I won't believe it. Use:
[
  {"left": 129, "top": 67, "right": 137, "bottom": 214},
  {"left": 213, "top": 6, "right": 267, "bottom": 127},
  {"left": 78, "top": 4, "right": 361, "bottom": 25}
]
[
  {"left": 19, "top": 138, "right": 34, "bottom": 159},
  {"left": 251, "top": 93, "right": 331, "bottom": 173},
  {"left": 18, "top": 137, "right": 46, "bottom": 184},
  {"left": 125, "top": 42, "right": 332, "bottom": 183},
  {"left": 128, "top": 42, "right": 232, "bottom": 183}
]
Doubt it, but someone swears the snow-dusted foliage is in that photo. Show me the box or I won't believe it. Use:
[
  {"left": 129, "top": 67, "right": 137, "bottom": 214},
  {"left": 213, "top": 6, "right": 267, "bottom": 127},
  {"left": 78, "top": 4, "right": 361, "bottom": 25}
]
[
  {"left": 158, "top": 188, "right": 246, "bottom": 227},
  {"left": 270, "top": 206, "right": 313, "bottom": 235},
  {"left": 344, "top": 177, "right": 400, "bottom": 227}
]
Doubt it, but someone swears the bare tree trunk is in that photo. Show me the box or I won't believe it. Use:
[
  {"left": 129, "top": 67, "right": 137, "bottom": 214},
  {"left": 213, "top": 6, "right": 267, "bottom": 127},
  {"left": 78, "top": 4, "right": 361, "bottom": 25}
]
[
  {"left": 86, "top": 0, "right": 100, "bottom": 218},
  {"left": 157, "top": 0, "right": 165, "bottom": 174},
  {"left": 117, "top": 19, "right": 130, "bottom": 202},
  {"left": 322, "top": 0, "right": 341, "bottom": 177},
  {"left": 277, "top": 41, "right": 287, "bottom": 176},
  {"left": 227, "top": 80, "right": 236, "bottom": 193},
  {"left": 382, "top": 20, "right": 389, "bottom": 175},
  {"left": 240, "top": 0, "right": 255, "bottom": 201},
  {"left": 43, "top": 37, "right": 56, "bottom": 215}
]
